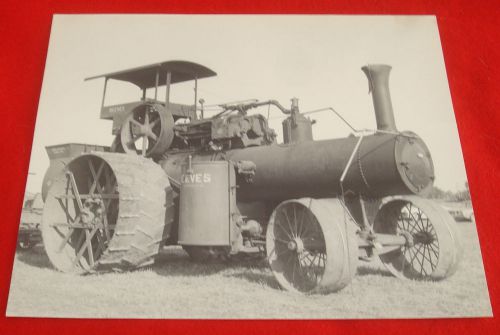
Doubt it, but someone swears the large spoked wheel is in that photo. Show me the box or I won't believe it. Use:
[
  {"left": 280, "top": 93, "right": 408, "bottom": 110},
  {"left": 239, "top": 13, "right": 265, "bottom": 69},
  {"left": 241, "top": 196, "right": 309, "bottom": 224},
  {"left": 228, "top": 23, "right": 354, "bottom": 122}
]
[
  {"left": 120, "top": 103, "right": 174, "bottom": 157},
  {"left": 42, "top": 155, "right": 119, "bottom": 274},
  {"left": 42, "top": 153, "right": 173, "bottom": 274},
  {"left": 266, "top": 198, "right": 358, "bottom": 294},
  {"left": 374, "top": 195, "right": 462, "bottom": 280}
]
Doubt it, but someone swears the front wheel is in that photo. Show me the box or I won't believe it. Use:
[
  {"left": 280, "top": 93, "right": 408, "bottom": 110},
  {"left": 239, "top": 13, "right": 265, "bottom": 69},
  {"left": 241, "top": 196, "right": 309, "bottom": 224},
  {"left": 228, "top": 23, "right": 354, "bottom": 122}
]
[{"left": 374, "top": 195, "right": 462, "bottom": 280}]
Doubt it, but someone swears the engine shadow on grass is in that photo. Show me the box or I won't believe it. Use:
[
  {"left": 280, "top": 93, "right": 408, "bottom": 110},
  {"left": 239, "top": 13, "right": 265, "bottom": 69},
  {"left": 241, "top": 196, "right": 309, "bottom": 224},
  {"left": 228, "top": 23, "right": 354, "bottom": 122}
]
[
  {"left": 152, "top": 252, "right": 228, "bottom": 277},
  {"left": 152, "top": 248, "right": 394, "bottom": 289},
  {"left": 15, "top": 245, "right": 53, "bottom": 270},
  {"left": 152, "top": 248, "right": 279, "bottom": 289},
  {"left": 356, "top": 264, "right": 393, "bottom": 277}
]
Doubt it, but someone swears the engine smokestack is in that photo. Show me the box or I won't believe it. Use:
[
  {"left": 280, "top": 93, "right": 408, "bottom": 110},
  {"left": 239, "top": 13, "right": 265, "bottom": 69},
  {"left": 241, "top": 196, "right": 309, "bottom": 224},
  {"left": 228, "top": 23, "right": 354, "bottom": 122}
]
[{"left": 361, "top": 64, "right": 397, "bottom": 132}]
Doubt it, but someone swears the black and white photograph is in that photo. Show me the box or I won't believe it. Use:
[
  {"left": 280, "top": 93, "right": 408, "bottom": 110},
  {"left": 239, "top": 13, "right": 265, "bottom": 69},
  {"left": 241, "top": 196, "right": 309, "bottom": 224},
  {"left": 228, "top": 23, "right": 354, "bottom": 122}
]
[{"left": 6, "top": 14, "right": 492, "bottom": 319}]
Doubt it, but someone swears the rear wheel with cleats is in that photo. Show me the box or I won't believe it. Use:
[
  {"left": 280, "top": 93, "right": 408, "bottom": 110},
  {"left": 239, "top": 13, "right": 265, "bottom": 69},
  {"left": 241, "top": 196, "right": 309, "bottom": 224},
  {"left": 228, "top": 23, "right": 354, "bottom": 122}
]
[{"left": 42, "top": 152, "right": 174, "bottom": 273}]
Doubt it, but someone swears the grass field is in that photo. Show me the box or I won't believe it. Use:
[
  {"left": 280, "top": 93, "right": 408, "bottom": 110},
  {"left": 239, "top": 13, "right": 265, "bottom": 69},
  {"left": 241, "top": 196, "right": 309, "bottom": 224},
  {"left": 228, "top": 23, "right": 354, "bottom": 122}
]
[{"left": 6, "top": 221, "right": 492, "bottom": 319}]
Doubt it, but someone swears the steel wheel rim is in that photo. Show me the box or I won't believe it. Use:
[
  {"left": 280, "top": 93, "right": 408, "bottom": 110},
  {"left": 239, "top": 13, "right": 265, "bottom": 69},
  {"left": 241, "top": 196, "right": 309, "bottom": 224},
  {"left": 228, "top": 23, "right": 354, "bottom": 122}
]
[
  {"left": 43, "top": 156, "right": 119, "bottom": 272},
  {"left": 268, "top": 201, "right": 327, "bottom": 293},
  {"left": 374, "top": 196, "right": 460, "bottom": 281}
]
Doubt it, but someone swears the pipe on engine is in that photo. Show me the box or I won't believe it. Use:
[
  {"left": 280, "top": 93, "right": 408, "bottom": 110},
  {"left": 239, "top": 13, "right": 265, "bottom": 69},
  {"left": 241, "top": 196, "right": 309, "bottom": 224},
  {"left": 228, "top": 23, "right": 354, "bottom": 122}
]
[{"left": 361, "top": 64, "right": 397, "bottom": 132}]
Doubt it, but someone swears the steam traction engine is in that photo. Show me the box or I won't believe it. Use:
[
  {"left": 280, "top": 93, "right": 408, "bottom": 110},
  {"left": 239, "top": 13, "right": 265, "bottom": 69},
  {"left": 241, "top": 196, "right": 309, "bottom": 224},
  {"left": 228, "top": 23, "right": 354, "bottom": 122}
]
[{"left": 41, "top": 61, "right": 462, "bottom": 294}]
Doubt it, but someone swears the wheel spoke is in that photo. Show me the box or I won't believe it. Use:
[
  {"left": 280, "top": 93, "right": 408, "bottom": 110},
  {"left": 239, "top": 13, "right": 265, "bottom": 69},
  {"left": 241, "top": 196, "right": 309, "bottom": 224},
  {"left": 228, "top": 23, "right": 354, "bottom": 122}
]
[
  {"left": 56, "top": 197, "right": 76, "bottom": 223},
  {"left": 56, "top": 227, "right": 75, "bottom": 253},
  {"left": 145, "top": 108, "right": 150, "bottom": 125},
  {"left": 67, "top": 171, "right": 84, "bottom": 211},
  {"left": 308, "top": 252, "right": 319, "bottom": 273},
  {"left": 423, "top": 245, "right": 432, "bottom": 272},
  {"left": 71, "top": 230, "right": 87, "bottom": 266},
  {"left": 298, "top": 199, "right": 314, "bottom": 237},
  {"left": 275, "top": 219, "right": 293, "bottom": 240},
  {"left": 413, "top": 244, "right": 426, "bottom": 275},
  {"left": 429, "top": 242, "right": 439, "bottom": 259},
  {"left": 427, "top": 244, "right": 437, "bottom": 270},
  {"left": 418, "top": 244, "right": 434, "bottom": 266},
  {"left": 298, "top": 214, "right": 315, "bottom": 239},
  {"left": 71, "top": 226, "right": 99, "bottom": 268},
  {"left": 88, "top": 160, "right": 105, "bottom": 195},
  {"left": 147, "top": 131, "right": 158, "bottom": 141},
  {"left": 293, "top": 204, "right": 298, "bottom": 236},
  {"left": 407, "top": 205, "right": 425, "bottom": 232},
  {"left": 407, "top": 244, "right": 420, "bottom": 269},
  {"left": 282, "top": 209, "right": 296, "bottom": 238},
  {"left": 414, "top": 244, "right": 428, "bottom": 276},
  {"left": 417, "top": 211, "right": 429, "bottom": 234},
  {"left": 298, "top": 203, "right": 308, "bottom": 237},
  {"left": 130, "top": 119, "right": 142, "bottom": 127},
  {"left": 417, "top": 211, "right": 427, "bottom": 232}
]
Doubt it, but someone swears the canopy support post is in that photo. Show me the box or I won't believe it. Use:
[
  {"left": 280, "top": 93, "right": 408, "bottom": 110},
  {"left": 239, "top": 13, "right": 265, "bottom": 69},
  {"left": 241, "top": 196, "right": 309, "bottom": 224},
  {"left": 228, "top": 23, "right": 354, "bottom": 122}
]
[
  {"left": 194, "top": 77, "right": 198, "bottom": 119},
  {"left": 154, "top": 68, "right": 159, "bottom": 100},
  {"left": 165, "top": 71, "right": 171, "bottom": 108},
  {"left": 101, "top": 78, "right": 108, "bottom": 109}
]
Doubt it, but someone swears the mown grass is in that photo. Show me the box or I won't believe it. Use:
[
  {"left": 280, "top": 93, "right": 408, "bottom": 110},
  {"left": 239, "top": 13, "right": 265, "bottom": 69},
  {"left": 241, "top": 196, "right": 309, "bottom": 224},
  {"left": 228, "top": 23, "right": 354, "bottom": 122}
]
[{"left": 6, "top": 222, "right": 492, "bottom": 319}]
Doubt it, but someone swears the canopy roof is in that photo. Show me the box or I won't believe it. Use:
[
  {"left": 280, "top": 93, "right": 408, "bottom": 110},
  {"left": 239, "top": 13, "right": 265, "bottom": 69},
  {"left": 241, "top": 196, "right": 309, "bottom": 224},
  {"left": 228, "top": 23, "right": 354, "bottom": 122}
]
[{"left": 85, "top": 60, "right": 217, "bottom": 89}]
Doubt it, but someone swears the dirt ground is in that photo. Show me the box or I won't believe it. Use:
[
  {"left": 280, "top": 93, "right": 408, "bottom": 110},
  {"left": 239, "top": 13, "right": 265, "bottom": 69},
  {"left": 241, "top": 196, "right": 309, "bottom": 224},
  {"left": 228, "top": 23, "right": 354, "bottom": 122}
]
[{"left": 6, "top": 221, "right": 492, "bottom": 319}]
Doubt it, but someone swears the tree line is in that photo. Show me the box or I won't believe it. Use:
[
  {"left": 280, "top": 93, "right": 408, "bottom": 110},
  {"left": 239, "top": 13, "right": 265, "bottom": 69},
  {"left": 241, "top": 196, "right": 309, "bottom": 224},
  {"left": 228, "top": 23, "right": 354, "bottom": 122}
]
[{"left": 427, "top": 182, "right": 471, "bottom": 201}]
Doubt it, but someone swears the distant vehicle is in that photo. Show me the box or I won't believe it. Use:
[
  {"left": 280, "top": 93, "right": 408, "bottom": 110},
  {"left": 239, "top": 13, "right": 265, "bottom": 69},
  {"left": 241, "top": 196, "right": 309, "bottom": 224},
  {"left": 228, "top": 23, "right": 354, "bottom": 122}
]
[
  {"left": 18, "top": 193, "right": 43, "bottom": 249},
  {"left": 442, "top": 201, "right": 475, "bottom": 222},
  {"left": 447, "top": 208, "right": 475, "bottom": 222}
]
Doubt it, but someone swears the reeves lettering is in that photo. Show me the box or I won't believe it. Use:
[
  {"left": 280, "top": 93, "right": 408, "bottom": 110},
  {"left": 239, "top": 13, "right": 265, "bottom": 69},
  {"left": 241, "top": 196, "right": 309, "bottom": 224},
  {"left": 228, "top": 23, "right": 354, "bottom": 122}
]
[
  {"left": 181, "top": 173, "right": 211, "bottom": 184},
  {"left": 109, "top": 105, "right": 125, "bottom": 114}
]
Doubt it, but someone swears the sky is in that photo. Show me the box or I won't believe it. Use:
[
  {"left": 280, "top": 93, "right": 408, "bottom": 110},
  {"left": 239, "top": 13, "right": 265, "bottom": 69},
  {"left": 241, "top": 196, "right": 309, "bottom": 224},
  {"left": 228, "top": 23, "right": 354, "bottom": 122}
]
[{"left": 25, "top": 15, "right": 468, "bottom": 193}]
